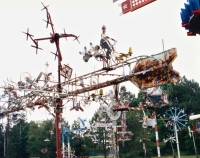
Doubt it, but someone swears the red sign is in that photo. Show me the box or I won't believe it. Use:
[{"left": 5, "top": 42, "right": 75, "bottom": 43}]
[
  {"left": 131, "top": 0, "right": 156, "bottom": 11},
  {"left": 121, "top": 0, "right": 156, "bottom": 15},
  {"left": 121, "top": 0, "right": 132, "bottom": 14}
]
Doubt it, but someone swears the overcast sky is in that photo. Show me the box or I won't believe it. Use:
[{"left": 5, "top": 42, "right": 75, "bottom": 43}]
[{"left": 0, "top": 0, "right": 199, "bottom": 124}]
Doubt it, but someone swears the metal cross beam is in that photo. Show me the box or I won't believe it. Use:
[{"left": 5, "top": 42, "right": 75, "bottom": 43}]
[{"left": 66, "top": 74, "right": 134, "bottom": 96}]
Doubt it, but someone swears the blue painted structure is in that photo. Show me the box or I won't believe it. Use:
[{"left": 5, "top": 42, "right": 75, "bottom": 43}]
[
  {"left": 180, "top": 0, "right": 200, "bottom": 35},
  {"left": 62, "top": 118, "right": 90, "bottom": 157},
  {"left": 62, "top": 126, "right": 82, "bottom": 157}
]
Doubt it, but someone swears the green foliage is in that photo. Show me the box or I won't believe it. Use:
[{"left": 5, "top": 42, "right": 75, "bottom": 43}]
[
  {"left": 26, "top": 120, "right": 56, "bottom": 158},
  {"left": 6, "top": 119, "right": 29, "bottom": 158},
  {"left": 0, "top": 130, "right": 4, "bottom": 157}
]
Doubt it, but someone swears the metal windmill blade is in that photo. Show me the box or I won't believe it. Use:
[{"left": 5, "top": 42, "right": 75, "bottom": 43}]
[
  {"left": 165, "top": 107, "right": 188, "bottom": 131},
  {"left": 50, "top": 51, "right": 58, "bottom": 61},
  {"left": 31, "top": 45, "right": 43, "bottom": 54},
  {"left": 73, "top": 35, "right": 80, "bottom": 44},
  {"left": 41, "top": 2, "right": 49, "bottom": 11},
  {"left": 63, "top": 28, "right": 67, "bottom": 41},
  {"left": 166, "top": 134, "right": 176, "bottom": 143},
  {"left": 22, "top": 28, "right": 34, "bottom": 41}
]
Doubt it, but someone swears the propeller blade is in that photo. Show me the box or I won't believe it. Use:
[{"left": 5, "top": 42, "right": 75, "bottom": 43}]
[
  {"left": 46, "top": 14, "right": 49, "bottom": 28},
  {"left": 31, "top": 45, "right": 43, "bottom": 54},
  {"left": 22, "top": 28, "right": 34, "bottom": 41},
  {"left": 27, "top": 28, "right": 29, "bottom": 40},
  {"left": 42, "top": 19, "right": 53, "bottom": 27},
  {"left": 55, "top": 51, "right": 58, "bottom": 61},
  {"left": 73, "top": 36, "right": 80, "bottom": 44},
  {"left": 41, "top": 2, "right": 49, "bottom": 11},
  {"left": 31, "top": 45, "right": 43, "bottom": 50},
  {"left": 50, "top": 51, "right": 58, "bottom": 61},
  {"left": 63, "top": 28, "right": 67, "bottom": 41},
  {"left": 36, "top": 47, "right": 38, "bottom": 54}
]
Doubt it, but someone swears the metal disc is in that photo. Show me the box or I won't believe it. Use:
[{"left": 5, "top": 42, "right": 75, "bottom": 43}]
[{"left": 107, "top": 101, "right": 121, "bottom": 120}]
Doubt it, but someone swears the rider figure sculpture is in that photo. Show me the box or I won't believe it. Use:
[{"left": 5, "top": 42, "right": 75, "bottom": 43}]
[{"left": 100, "top": 25, "right": 116, "bottom": 59}]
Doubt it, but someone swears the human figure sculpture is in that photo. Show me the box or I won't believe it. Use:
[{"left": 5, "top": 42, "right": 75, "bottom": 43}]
[{"left": 100, "top": 25, "right": 116, "bottom": 59}]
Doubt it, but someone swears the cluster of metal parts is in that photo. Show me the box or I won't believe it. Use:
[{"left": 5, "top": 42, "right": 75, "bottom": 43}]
[
  {"left": 79, "top": 41, "right": 133, "bottom": 69},
  {"left": 93, "top": 87, "right": 134, "bottom": 156},
  {"left": 0, "top": 71, "right": 58, "bottom": 118}
]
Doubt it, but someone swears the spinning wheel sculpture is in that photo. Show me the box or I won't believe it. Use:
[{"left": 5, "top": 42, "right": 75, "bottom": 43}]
[
  {"left": 164, "top": 108, "right": 188, "bottom": 131},
  {"left": 163, "top": 134, "right": 176, "bottom": 157},
  {"left": 96, "top": 88, "right": 122, "bottom": 122},
  {"left": 164, "top": 107, "right": 188, "bottom": 158}
]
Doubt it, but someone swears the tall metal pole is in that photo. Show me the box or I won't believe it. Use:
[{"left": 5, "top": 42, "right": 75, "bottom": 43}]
[
  {"left": 56, "top": 113, "right": 62, "bottom": 158},
  {"left": 116, "top": 126, "right": 119, "bottom": 158},
  {"left": 62, "top": 133, "right": 65, "bottom": 158},
  {"left": 191, "top": 131, "right": 198, "bottom": 158},
  {"left": 170, "top": 141, "right": 175, "bottom": 158},
  {"left": 153, "top": 110, "right": 161, "bottom": 158},
  {"left": 174, "top": 124, "right": 180, "bottom": 158},
  {"left": 55, "top": 54, "right": 62, "bottom": 158},
  {"left": 67, "top": 134, "right": 70, "bottom": 158}
]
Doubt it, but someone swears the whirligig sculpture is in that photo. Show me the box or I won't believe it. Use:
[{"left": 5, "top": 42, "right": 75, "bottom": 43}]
[
  {"left": 164, "top": 107, "right": 188, "bottom": 158},
  {"left": 0, "top": 2, "right": 182, "bottom": 157},
  {"left": 163, "top": 134, "right": 176, "bottom": 158}
]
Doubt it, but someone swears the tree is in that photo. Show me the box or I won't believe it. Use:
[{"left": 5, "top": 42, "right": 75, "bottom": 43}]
[
  {"left": 5, "top": 118, "right": 29, "bottom": 158},
  {"left": 26, "top": 120, "right": 56, "bottom": 158}
]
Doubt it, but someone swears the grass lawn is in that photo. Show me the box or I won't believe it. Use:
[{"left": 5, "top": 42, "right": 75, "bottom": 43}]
[
  {"left": 90, "top": 156, "right": 197, "bottom": 158},
  {"left": 152, "top": 156, "right": 197, "bottom": 158}
]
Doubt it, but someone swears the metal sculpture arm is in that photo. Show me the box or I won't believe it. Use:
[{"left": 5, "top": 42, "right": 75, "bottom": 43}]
[{"left": 41, "top": 2, "right": 55, "bottom": 34}]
